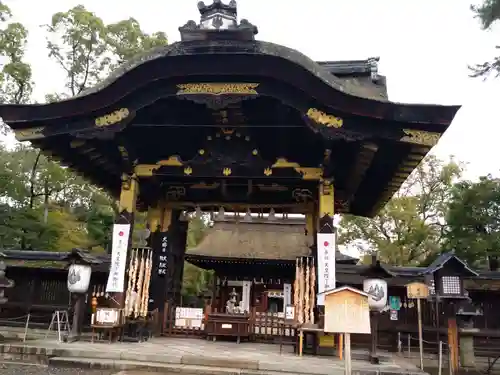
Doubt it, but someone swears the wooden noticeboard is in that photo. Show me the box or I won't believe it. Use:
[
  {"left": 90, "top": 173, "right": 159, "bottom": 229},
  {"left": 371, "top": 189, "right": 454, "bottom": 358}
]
[
  {"left": 323, "top": 287, "right": 371, "bottom": 334},
  {"left": 406, "top": 282, "right": 429, "bottom": 299}
]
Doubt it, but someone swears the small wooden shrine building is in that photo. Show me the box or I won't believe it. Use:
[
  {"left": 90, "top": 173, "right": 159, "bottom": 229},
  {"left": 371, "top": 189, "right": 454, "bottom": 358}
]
[{"left": 186, "top": 216, "right": 357, "bottom": 313}]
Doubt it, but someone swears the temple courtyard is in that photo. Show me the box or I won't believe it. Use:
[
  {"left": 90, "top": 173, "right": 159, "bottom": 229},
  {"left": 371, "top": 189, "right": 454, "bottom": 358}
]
[{"left": 0, "top": 336, "right": 427, "bottom": 375}]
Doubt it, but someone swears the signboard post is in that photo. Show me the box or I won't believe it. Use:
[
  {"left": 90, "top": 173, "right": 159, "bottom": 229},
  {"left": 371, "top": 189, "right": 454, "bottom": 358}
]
[
  {"left": 322, "top": 286, "right": 371, "bottom": 375},
  {"left": 406, "top": 282, "right": 430, "bottom": 370}
]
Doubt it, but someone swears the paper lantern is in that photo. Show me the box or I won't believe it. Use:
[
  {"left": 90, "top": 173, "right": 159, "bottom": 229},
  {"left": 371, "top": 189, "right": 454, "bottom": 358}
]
[
  {"left": 363, "top": 279, "right": 388, "bottom": 311},
  {"left": 67, "top": 264, "right": 92, "bottom": 293}
]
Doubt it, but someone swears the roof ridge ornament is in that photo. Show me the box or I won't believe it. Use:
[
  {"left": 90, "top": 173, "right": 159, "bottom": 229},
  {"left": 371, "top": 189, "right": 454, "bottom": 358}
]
[{"left": 179, "top": 0, "right": 258, "bottom": 42}]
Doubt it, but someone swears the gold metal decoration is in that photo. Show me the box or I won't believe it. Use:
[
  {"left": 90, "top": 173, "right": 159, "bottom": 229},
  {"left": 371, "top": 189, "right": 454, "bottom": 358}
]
[
  {"left": 176, "top": 83, "right": 259, "bottom": 95},
  {"left": 184, "top": 166, "right": 193, "bottom": 176},
  {"left": 400, "top": 129, "right": 440, "bottom": 146},
  {"left": 319, "top": 179, "right": 335, "bottom": 217},
  {"left": 272, "top": 158, "right": 301, "bottom": 168},
  {"left": 118, "top": 174, "right": 138, "bottom": 214},
  {"left": 222, "top": 167, "right": 232, "bottom": 176},
  {"left": 156, "top": 156, "right": 183, "bottom": 166},
  {"left": 264, "top": 168, "right": 272, "bottom": 176},
  {"left": 295, "top": 167, "right": 322, "bottom": 180},
  {"left": 221, "top": 128, "right": 235, "bottom": 135},
  {"left": 134, "top": 156, "right": 184, "bottom": 177},
  {"left": 95, "top": 108, "right": 130, "bottom": 127},
  {"left": 306, "top": 108, "right": 343, "bottom": 128},
  {"left": 14, "top": 126, "right": 45, "bottom": 141}
]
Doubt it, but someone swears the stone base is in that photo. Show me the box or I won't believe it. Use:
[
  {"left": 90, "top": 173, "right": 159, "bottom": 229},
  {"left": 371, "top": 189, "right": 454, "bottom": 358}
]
[{"left": 0, "top": 337, "right": 428, "bottom": 375}]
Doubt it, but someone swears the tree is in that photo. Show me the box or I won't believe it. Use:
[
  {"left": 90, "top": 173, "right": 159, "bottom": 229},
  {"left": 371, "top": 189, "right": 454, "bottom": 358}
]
[
  {"left": 182, "top": 213, "right": 212, "bottom": 301},
  {"left": 445, "top": 175, "right": 500, "bottom": 266},
  {"left": 44, "top": 5, "right": 168, "bottom": 99},
  {"left": 338, "top": 155, "right": 463, "bottom": 266},
  {"left": 0, "top": 2, "right": 33, "bottom": 133},
  {"left": 470, "top": 0, "right": 500, "bottom": 77}
]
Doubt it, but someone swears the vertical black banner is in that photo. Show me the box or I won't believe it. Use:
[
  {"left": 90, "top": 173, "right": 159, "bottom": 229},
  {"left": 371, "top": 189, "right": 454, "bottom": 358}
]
[{"left": 149, "top": 230, "right": 169, "bottom": 311}]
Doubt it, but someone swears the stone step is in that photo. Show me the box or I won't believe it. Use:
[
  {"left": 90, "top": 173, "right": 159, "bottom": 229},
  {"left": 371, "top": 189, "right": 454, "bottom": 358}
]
[
  {"left": 48, "top": 356, "right": 423, "bottom": 375},
  {"left": 48, "top": 357, "right": 335, "bottom": 375}
]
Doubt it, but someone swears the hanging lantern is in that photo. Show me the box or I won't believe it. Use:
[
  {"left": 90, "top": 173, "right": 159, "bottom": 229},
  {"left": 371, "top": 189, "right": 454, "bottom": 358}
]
[
  {"left": 67, "top": 264, "right": 92, "bottom": 294},
  {"left": 363, "top": 278, "right": 388, "bottom": 311}
]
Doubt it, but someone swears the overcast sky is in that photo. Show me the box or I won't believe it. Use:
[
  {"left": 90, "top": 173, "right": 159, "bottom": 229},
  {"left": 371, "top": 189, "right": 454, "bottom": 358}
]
[{"left": 3, "top": 0, "right": 500, "bottom": 181}]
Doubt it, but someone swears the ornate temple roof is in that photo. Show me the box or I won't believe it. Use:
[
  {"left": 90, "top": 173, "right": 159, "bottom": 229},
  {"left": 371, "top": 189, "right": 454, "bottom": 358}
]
[
  {"left": 0, "top": 0, "right": 460, "bottom": 218},
  {"left": 186, "top": 218, "right": 358, "bottom": 263}
]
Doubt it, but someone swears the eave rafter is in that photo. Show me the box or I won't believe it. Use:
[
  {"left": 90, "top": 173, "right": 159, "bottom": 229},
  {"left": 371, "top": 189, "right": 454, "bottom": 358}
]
[
  {"left": 344, "top": 142, "right": 379, "bottom": 206},
  {"left": 370, "top": 128, "right": 440, "bottom": 215}
]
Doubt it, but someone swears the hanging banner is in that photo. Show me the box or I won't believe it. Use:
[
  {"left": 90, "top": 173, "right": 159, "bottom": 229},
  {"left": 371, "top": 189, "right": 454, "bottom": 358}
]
[
  {"left": 317, "top": 232, "right": 336, "bottom": 305},
  {"left": 241, "top": 281, "right": 251, "bottom": 312},
  {"left": 283, "top": 283, "right": 292, "bottom": 311},
  {"left": 105, "top": 224, "right": 131, "bottom": 293}
]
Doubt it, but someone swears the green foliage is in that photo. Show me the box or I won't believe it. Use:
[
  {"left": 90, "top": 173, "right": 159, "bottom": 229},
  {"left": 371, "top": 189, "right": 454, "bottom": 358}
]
[
  {"left": 470, "top": 0, "right": 500, "bottom": 77},
  {"left": 0, "top": 4, "right": 169, "bottom": 251},
  {"left": 0, "top": 2, "right": 32, "bottom": 133},
  {"left": 444, "top": 175, "right": 500, "bottom": 266},
  {"left": 43, "top": 5, "right": 168, "bottom": 98},
  {"left": 182, "top": 213, "right": 212, "bottom": 300},
  {"left": 339, "top": 155, "right": 463, "bottom": 266}
]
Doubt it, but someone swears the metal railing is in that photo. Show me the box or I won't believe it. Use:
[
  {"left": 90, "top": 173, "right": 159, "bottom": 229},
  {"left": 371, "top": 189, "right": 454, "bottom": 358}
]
[{"left": 398, "top": 332, "right": 451, "bottom": 375}]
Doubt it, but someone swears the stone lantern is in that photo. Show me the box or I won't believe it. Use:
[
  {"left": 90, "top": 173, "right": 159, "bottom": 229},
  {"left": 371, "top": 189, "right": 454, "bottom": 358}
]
[
  {"left": 361, "top": 255, "right": 394, "bottom": 364},
  {"left": 423, "top": 251, "right": 478, "bottom": 373}
]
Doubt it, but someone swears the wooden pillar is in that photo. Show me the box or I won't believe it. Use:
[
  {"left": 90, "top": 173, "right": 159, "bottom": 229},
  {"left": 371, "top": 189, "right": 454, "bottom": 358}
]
[
  {"left": 317, "top": 178, "right": 335, "bottom": 352},
  {"left": 147, "top": 206, "right": 162, "bottom": 235},
  {"left": 112, "top": 173, "right": 139, "bottom": 307},
  {"left": 448, "top": 317, "right": 459, "bottom": 374},
  {"left": 161, "top": 208, "right": 187, "bottom": 306}
]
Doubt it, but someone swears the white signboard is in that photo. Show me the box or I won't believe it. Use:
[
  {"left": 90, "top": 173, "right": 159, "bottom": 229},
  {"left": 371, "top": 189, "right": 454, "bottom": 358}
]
[
  {"left": 317, "top": 233, "right": 336, "bottom": 305},
  {"left": 105, "top": 224, "right": 131, "bottom": 293},
  {"left": 95, "top": 308, "right": 120, "bottom": 325},
  {"left": 175, "top": 307, "right": 203, "bottom": 328}
]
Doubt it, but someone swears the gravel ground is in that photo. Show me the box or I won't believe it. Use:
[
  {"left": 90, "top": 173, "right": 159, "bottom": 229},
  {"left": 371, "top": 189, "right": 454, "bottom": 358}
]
[{"left": 0, "top": 363, "right": 116, "bottom": 375}]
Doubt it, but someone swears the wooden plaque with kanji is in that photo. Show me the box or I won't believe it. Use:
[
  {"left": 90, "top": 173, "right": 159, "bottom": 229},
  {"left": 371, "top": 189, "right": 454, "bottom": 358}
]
[{"left": 323, "top": 286, "right": 371, "bottom": 334}]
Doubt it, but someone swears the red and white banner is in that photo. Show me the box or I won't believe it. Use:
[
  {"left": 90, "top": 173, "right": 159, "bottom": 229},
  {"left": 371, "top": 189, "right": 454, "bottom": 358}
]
[
  {"left": 105, "top": 224, "right": 131, "bottom": 293},
  {"left": 317, "top": 233, "right": 336, "bottom": 305}
]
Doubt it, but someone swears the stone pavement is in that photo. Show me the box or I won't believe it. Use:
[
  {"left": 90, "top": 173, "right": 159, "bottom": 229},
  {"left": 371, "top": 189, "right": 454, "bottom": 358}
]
[{"left": 0, "top": 337, "right": 427, "bottom": 375}]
